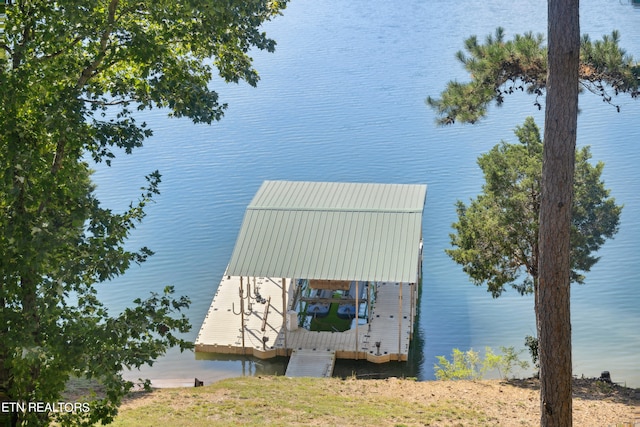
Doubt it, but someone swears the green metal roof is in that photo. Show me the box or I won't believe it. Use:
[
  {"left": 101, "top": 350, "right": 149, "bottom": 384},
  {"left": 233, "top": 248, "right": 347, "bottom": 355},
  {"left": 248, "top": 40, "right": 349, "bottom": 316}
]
[{"left": 226, "top": 181, "right": 427, "bottom": 283}]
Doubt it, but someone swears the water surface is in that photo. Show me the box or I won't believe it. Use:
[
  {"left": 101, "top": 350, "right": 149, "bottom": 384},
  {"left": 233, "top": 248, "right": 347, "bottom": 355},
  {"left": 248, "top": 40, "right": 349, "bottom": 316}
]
[{"left": 92, "top": 0, "right": 640, "bottom": 386}]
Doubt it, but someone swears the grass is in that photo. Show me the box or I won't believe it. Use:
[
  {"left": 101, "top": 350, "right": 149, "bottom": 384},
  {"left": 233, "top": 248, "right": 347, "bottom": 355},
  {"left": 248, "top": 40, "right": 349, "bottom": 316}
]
[
  {"left": 309, "top": 302, "right": 352, "bottom": 332},
  {"left": 110, "top": 376, "right": 489, "bottom": 427},
  {"left": 109, "top": 376, "right": 640, "bottom": 426}
]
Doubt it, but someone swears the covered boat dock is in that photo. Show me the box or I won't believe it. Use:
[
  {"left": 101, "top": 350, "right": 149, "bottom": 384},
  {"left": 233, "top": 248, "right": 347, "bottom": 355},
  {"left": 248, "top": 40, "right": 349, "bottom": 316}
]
[{"left": 195, "top": 180, "right": 427, "bottom": 368}]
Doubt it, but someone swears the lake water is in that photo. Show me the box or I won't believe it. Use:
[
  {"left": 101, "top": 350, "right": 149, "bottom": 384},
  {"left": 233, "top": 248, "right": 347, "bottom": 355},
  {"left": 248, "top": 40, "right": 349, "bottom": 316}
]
[{"left": 92, "top": 0, "right": 640, "bottom": 387}]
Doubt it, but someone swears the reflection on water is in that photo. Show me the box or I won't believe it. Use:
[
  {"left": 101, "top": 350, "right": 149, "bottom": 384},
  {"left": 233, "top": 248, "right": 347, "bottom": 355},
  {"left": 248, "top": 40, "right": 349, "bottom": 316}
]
[{"left": 195, "top": 353, "right": 288, "bottom": 378}]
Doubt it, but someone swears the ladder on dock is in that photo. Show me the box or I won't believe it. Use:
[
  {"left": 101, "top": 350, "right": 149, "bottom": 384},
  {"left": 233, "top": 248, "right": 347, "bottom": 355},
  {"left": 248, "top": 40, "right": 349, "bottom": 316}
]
[{"left": 285, "top": 349, "right": 336, "bottom": 378}]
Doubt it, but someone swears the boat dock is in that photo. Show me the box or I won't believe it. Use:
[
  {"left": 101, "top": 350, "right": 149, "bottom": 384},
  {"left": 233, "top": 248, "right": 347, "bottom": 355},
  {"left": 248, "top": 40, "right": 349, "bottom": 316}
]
[{"left": 195, "top": 181, "right": 427, "bottom": 376}]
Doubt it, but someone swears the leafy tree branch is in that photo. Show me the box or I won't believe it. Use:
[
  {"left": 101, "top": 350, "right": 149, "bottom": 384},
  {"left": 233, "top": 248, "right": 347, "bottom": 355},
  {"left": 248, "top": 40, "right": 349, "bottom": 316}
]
[{"left": 427, "top": 27, "right": 640, "bottom": 125}]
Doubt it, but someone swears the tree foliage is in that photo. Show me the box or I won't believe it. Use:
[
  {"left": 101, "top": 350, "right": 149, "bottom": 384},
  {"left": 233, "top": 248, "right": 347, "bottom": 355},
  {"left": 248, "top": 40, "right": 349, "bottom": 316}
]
[
  {"left": 434, "top": 346, "right": 529, "bottom": 381},
  {"left": 426, "top": 27, "right": 640, "bottom": 125},
  {"left": 447, "top": 117, "right": 621, "bottom": 298},
  {"left": 0, "top": 1, "right": 288, "bottom": 425}
]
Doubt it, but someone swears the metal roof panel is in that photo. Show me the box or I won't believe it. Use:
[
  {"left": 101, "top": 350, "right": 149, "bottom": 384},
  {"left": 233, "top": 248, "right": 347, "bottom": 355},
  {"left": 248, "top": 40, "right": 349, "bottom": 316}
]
[{"left": 226, "top": 181, "right": 427, "bottom": 283}]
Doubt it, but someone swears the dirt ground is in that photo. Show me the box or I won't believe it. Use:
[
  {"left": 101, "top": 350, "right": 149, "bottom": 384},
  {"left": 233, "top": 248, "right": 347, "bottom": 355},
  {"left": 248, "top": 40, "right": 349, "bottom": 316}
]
[
  {"left": 119, "top": 376, "right": 640, "bottom": 426},
  {"left": 380, "top": 377, "right": 640, "bottom": 426}
]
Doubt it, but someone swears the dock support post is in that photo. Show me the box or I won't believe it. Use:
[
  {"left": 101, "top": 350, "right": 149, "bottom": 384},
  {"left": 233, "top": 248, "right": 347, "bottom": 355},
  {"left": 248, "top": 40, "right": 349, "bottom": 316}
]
[
  {"left": 240, "top": 276, "right": 246, "bottom": 353},
  {"left": 410, "top": 282, "right": 414, "bottom": 337},
  {"left": 282, "top": 277, "right": 287, "bottom": 351},
  {"left": 398, "top": 282, "right": 402, "bottom": 357},
  {"left": 355, "top": 280, "right": 359, "bottom": 360}
]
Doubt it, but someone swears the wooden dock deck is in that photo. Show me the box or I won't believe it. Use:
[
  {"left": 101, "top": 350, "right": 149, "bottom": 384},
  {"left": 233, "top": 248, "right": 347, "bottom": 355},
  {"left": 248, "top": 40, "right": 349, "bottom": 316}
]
[{"left": 195, "top": 275, "right": 418, "bottom": 364}]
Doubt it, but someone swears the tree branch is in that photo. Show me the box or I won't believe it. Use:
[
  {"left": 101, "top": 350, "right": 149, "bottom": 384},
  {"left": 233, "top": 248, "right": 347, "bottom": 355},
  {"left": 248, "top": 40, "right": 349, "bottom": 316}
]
[
  {"left": 36, "top": 35, "right": 84, "bottom": 62},
  {"left": 76, "top": 0, "right": 119, "bottom": 89},
  {"left": 78, "top": 97, "right": 133, "bottom": 107},
  {"left": 42, "top": 1, "right": 120, "bottom": 216}
]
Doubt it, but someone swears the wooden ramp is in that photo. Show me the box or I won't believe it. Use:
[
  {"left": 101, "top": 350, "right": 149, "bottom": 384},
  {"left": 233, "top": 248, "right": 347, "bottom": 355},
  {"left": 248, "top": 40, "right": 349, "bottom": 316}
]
[{"left": 285, "top": 349, "right": 336, "bottom": 378}]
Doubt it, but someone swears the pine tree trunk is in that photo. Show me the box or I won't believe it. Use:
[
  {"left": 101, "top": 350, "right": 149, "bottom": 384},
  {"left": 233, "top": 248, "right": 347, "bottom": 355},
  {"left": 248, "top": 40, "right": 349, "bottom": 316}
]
[{"left": 538, "top": 0, "right": 580, "bottom": 425}]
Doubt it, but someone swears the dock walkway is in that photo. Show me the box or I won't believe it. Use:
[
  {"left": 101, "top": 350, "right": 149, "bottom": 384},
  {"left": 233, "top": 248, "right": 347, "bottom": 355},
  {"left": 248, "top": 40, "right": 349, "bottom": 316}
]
[{"left": 285, "top": 349, "right": 336, "bottom": 377}]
